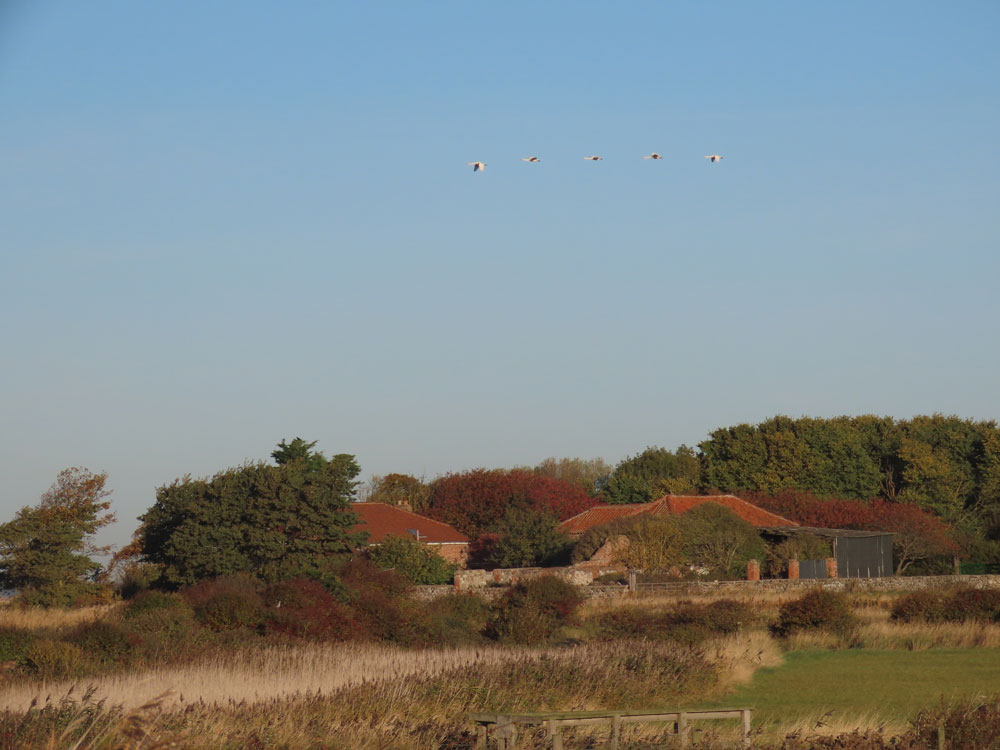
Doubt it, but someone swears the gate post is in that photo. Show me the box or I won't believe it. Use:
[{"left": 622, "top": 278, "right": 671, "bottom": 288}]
[
  {"left": 747, "top": 559, "right": 761, "bottom": 581},
  {"left": 825, "top": 557, "right": 838, "bottom": 579},
  {"left": 787, "top": 559, "right": 800, "bottom": 580}
]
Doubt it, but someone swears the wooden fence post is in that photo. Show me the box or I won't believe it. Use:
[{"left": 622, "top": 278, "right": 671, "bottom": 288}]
[
  {"left": 938, "top": 724, "right": 946, "bottom": 750},
  {"left": 628, "top": 570, "right": 637, "bottom": 593},
  {"left": 741, "top": 709, "right": 752, "bottom": 746}
]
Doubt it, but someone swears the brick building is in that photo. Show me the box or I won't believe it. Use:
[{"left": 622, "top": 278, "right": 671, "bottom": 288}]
[{"left": 351, "top": 502, "right": 470, "bottom": 565}]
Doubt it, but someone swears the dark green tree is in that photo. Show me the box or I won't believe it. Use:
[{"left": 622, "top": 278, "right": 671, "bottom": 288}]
[
  {"left": 140, "top": 442, "right": 365, "bottom": 586},
  {"left": 603, "top": 446, "right": 702, "bottom": 504},
  {"left": 0, "top": 468, "right": 116, "bottom": 607},
  {"left": 488, "top": 507, "right": 573, "bottom": 568},
  {"left": 271, "top": 437, "right": 328, "bottom": 473}
]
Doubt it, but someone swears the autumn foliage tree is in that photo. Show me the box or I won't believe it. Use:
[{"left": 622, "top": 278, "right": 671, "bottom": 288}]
[
  {"left": 425, "top": 469, "right": 597, "bottom": 538},
  {"left": 365, "top": 473, "right": 432, "bottom": 513},
  {"left": 745, "top": 489, "right": 959, "bottom": 574},
  {"left": 0, "top": 468, "right": 116, "bottom": 606}
]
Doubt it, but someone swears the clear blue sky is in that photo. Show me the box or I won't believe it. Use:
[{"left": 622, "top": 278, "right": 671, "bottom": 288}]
[{"left": 1, "top": 1, "right": 997, "bottom": 548}]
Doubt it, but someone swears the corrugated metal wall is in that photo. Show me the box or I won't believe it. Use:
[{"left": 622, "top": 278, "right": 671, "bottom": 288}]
[{"left": 835, "top": 534, "right": 893, "bottom": 578}]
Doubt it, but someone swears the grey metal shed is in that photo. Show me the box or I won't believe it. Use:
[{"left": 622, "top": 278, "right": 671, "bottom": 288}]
[{"left": 760, "top": 526, "right": 895, "bottom": 578}]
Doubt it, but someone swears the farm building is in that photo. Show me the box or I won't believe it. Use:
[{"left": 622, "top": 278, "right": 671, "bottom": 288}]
[
  {"left": 351, "top": 502, "right": 470, "bottom": 565},
  {"left": 760, "top": 525, "right": 895, "bottom": 579},
  {"left": 559, "top": 494, "right": 798, "bottom": 538}
]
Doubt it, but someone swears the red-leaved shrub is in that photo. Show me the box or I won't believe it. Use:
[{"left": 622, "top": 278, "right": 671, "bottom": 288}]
[{"left": 262, "top": 578, "right": 362, "bottom": 641}]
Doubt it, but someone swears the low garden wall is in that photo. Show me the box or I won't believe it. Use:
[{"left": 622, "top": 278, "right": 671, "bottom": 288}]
[
  {"left": 412, "top": 573, "right": 1000, "bottom": 601},
  {"left": 635, "top": 574, "right": 1000, "bottom": 595}
]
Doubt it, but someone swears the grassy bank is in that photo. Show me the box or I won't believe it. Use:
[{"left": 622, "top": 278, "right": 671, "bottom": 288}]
[{"left": 697, "top": 648, "right": 1000, "bottom": 736}]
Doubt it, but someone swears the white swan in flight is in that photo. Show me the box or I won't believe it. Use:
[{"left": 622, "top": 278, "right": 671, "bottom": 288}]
[
  {"left": 643, "top": 153, "right": 662, "bottom": 160},
  {"left": 583, "top": 155, "right": 603, "bottom": 161},
  {"left": 704, "top": 154, "right": 723, "bottom": 163},
  {"left": 467, "top": 161, "right": 487, "bottom": 172},
  {"left": 521, "top": 156, "right": 540, "bottom": 163}
]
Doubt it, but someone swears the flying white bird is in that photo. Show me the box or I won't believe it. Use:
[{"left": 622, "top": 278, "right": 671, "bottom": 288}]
[
  {"left": 704, "top": 154, "right": 723, "bottom": 163},
  {"left": 521, "top": 156, "right": 541, "bottom": 163},
  {"left": 583, "top": 155, "right": 603, "bottom": 161},
  {"left": 643, "top": 153, "right": 662, "bottom": 160},
  {"left": 466, "top": 161, "right": 487, "bottom": 172}
]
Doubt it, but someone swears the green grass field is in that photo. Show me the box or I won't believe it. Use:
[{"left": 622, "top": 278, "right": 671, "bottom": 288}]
[{"left": 697, "top": 648, "right": 1000, "bottom": 730}]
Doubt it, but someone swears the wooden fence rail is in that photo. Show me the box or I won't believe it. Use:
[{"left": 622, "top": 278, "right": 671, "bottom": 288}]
[{"left": 470, "top": 707, "right": 752, "bottom": 749}]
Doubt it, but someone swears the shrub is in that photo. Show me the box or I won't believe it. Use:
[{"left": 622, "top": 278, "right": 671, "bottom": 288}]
[
  {"left": 487, "top": 575, "right": 584, "bottom": 644},
  {"left": 67, "top": 621, "right": 139, "bottom": 667},
  {"left": 339, "top": 557, "right": 411, "bottom": 600},
  {"left": 675, "top": 503, "right": 766, "bottom": 578},
  {"left": 262, "top": 578, "right": 361, "bottom": 641},
  {"left": 337, "top": 558, "right": 424, "bottom": 644},
  {"left": 0, "top": 627, "right": 36, "bottom": 666},
  {"left": 615, "top": 517, "right": 685, "bottom": 572},
  {"left": 194, "top": 590, "right": 265, "bottom": 632},
  {"left": 594, "top": 608, "right": 673, "bottom": 641},
  {"left": 417, "top": 593, "right": 490, "bottom": 646},
  {"left": 774, "top": 589, "right": 857, "bottom": 637},
  {"left": 890, "top": 589, "right": 949, "bottom": 623},
  {"left": 891, "top": 587, "right": 1000, "bottom": 624},
  {"left": 594, "top": 599, "right": 752, "bottom": 645},
  {"left": 909, "top": 695, "right": 1000, "bottom": 750},
  {"left": 946, "top": 587, "right": 1000, "bottom": 622},
  {"left": 178, "top": 574, "right": 266, "bottom": 631},
  {"left": 367, "top": 535, "right": 457, "bottom": 584},
  {"left": 571, "top": 516, "right": 682, "bottom": 570},
  {"left": 120, "top": 592, "right": 202, "bottom": 659},
  {"left": 115, "top": 562, "right": 162, "bottom": 599},
  {"left": 121, "top": 590, "right": 190, "bottom": 620},
  {"left": 23, "top": 639, "right": 87, "bottom": 678}
]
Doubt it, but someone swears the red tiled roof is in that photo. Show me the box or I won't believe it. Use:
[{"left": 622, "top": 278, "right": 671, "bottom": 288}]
[
  {"left": 559, "top": 494, "right": 797, "bottom": 535},
  {"left": 351, "top": 503, "right": 469, "bottom": 544}
]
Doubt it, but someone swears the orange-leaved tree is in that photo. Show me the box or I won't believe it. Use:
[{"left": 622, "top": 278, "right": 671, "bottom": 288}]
[{"left": 0, "top": 468, "right": 116, "bottom": 606}]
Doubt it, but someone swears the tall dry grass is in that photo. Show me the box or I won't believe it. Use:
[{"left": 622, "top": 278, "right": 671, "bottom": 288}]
[
  {"left": 0, "top": 642, "right": 537, "bottom": 712},
  {"left": 1, "top": 638, "right": 764, "bottom": 750},
  {"left": 0, "top": 603, "right": 116, "bottom": 631}
]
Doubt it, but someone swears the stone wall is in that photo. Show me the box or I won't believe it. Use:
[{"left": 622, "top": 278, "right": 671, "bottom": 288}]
[
  {"left": 454, "top": 566, "right": 594, "bottom": 592},
  {"left": 411, "top": 574, "right": 1000, "bottom": 601},
  {"left": 633, "top": 574, "right": 1000, "bottom": 596}
]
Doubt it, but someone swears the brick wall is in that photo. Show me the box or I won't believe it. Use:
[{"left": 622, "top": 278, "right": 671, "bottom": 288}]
[{"left": 430, "top": 542, "right": 469, "bottom": 565}]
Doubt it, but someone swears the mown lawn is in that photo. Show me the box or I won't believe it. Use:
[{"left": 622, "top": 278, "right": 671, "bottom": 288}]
[{"left": 697, "top": 648, "right": 1000, "bottom": 729}]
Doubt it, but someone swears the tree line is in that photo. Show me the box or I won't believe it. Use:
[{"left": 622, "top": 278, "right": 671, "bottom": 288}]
[{"left": 2, "top": 414, "right": 998, "bottom": 605}]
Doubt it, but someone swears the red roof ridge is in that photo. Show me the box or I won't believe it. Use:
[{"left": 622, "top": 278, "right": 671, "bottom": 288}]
[
  {"left": 351, "top": 502, "right": 469, "bottom": 544},
  {"left": 558, "top": 493, "right": 798, "bottom": 534}
]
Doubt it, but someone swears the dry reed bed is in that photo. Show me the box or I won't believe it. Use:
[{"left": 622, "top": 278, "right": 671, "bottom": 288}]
[
  {"left": 1, "top": 636, "right": 780, "bottom": 749},
  {"left": 0, "top": 643, "right": 547, "bottom": 712},
  {"left": 0, "top": 604, "right": 117, "bottom": 631}
]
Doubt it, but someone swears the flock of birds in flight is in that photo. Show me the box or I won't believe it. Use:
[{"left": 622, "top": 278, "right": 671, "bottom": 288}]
[{"left": 465, "top": 154, "right": 724, "bottom": 171}]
